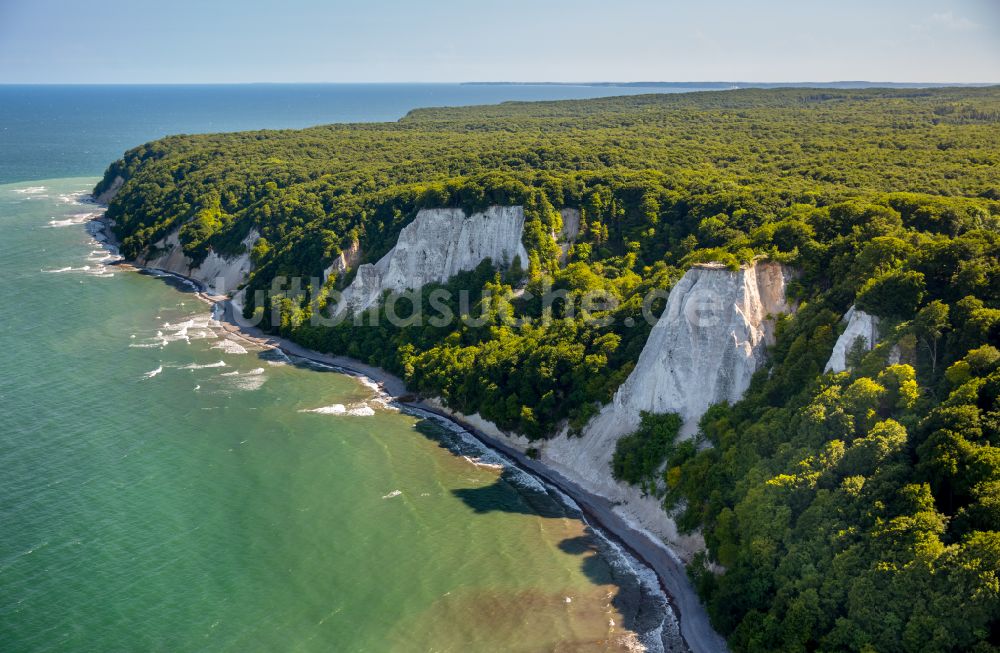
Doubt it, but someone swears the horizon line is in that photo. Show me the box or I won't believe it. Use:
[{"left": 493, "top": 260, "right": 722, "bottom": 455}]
[{"left": 1, "top": 80, "right": 998, "bottom": 87}]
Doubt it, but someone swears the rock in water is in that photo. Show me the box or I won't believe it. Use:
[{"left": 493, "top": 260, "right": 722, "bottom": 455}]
[
  {"left": 335, "top": 206, "right": 529, "bottom": 314},
  {"left": 824, "top": 305, "right": 880, "bottom": 373}
]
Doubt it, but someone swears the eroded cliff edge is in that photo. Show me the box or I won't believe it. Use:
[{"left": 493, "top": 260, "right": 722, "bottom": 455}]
[
  {"left": 93, "top": 173, "right": 260, "bottom": 296},
  {"left": 457, "top": 261, "right": 796, "bottom": 559},
  {"left": 335, "top": 206, "right": 530, "bottom": 314},
  {"left": 137, "top": 229, "right": 260, "bottom": 295},
  {"left": 117, "top": 190, "right": 795, "bottom": 562}
]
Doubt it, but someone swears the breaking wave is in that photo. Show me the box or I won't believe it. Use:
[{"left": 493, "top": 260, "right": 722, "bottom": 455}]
[
  {"left": 211, "top": 338, "right": 248, "bottom": 355},
  {"left": 462, "top": 455, "right": 505, "bottom": 471},
  {"left": 41, "top": 264, "right": 115, "bottom": 278},
  {"left": 56, "top": 190, "right": 89, "bottom": 205},
  {"left": 260, "top": 348, "right": 291, "bottom": 366},
  {"left": 13, "top": 185, "right": 48, "bottom": 194},
  {"left": 179, "top": 360, "right": 227, "bottom": 370},
  {"left": 299, "top": 402, "right": 376, "bottom": 417},
  {"left": 142, "top": 365, "right": 163, "bottom": 379},
  {"left": 218, "top": 367, "right": 267, "bottom": 391},
  {"left": 45, "top": 211, "right": 100, "bottom": 228}
]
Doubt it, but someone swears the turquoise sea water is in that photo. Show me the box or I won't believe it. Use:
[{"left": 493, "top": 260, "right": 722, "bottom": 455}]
[{"left": 0, "top": 86, "right": 684, "bottom": 651}]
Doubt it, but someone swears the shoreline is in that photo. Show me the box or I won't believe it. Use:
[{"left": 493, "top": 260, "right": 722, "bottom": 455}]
[{"left": 92, "top": 213, "right": 726, "bottom": 653}]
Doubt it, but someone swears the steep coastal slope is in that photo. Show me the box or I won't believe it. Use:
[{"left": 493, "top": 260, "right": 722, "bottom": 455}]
[
  {"left": 590, "top": 262, "right": 790, "bottom": 439},
  {"left": 335, "top": 206, "right": 529, "bottom": 314},
  {"left": 126, "top": 205, "right": 530, "bottom": 305},
  {"left": 537, "top": 262, "right": 793, "bottom": 553},
  {"left": 137, "top": 229, "right": 260, "bottom": 295}
]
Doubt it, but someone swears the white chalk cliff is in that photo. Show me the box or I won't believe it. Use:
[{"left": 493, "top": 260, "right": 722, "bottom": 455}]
[
  {"left": 139, "top": 229, "right": 259, "bottom": 295},
  {"left": 535, "top": 262, "right": 794, "bottom": 555},
  {"left": 335, "top": 206, "right": 529, "bottom": 314},
  {"left": 556, "top": 208, "right": 581, "bottom": 263},
  {"left": 824, "top": 306, "right": 880, "bottom": 373}
]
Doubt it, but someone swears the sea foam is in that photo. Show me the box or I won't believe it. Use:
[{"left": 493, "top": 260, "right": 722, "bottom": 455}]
[
  {"left": 13, "top": 186, "right": 47, "bottom": 195},
  {"left": 219, "top": 367, "right": 267, "bottom": 391},
  {"left": 45, "top": 211, "right": 100, "bottom": 228},
  {"left": 179, "top": 360, "right": 227, "bottom": 370},
  {"left": 260, "top": 348, "right": 291, "bottom": 366},
  {"left": 299, "top": 402, "right": 376, "bottom": 417},
  {"left": 211, "top": 339, "right": 249, "bottom": 355},
  {"left": 142, "top": 365, "right": 163, "bottom": 379}
]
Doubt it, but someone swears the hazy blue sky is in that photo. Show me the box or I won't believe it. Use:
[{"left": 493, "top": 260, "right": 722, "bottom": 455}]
[{"left": 0, "top": 0, "right": 997, "bottom": 83}]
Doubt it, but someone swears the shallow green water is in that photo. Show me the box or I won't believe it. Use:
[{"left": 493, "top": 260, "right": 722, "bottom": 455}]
[{"left": 0, "top": 178, "right": 674, "bottom": 652}]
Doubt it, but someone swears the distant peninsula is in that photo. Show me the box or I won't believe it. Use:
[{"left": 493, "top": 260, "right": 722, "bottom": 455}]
[{"left": 462, "top": 80, "right": 997, "bottom": 89}]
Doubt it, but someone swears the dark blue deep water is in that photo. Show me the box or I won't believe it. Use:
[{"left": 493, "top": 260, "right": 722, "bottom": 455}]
[{"left": 0, "top": 83, "right": 697, "bottom": 185}]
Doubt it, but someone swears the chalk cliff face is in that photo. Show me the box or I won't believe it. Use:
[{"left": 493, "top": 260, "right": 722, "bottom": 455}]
[
  {"left": 556, "top": 208, "right": 581, "bottom": 264},
  {"left": 140, "top": 229, "right": 259, "bottom": 295},
  {"left": 336, "top": 206, "right": 529, "bottom": 314},
  {"left": 559, "top": 208, "right": 581, "bottom": 241},
  {"left": 94, "top": 175, "right": 124, "bottom": 205},
  {"left": 322, "top": 240, "right": 361, "bottom": 285},
  {"left": 824, "top": 306, "right": 880, "bottom": 373},
  {"left": 536, "top": 262, "right": 793, "bottom": 551}
]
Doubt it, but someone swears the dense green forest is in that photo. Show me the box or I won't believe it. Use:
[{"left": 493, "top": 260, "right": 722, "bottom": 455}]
[{"left": 98, "top": 87, "right": 1000, "bottom": 652}]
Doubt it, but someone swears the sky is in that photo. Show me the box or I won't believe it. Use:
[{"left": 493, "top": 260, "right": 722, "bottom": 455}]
[{"left": 0, "top": 0, "right": 997, "bottom": 84}]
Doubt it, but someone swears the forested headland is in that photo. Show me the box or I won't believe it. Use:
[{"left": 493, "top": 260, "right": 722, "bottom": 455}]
[{"left": 98, "top": 87, "right": 1000, "bottom": 652}]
